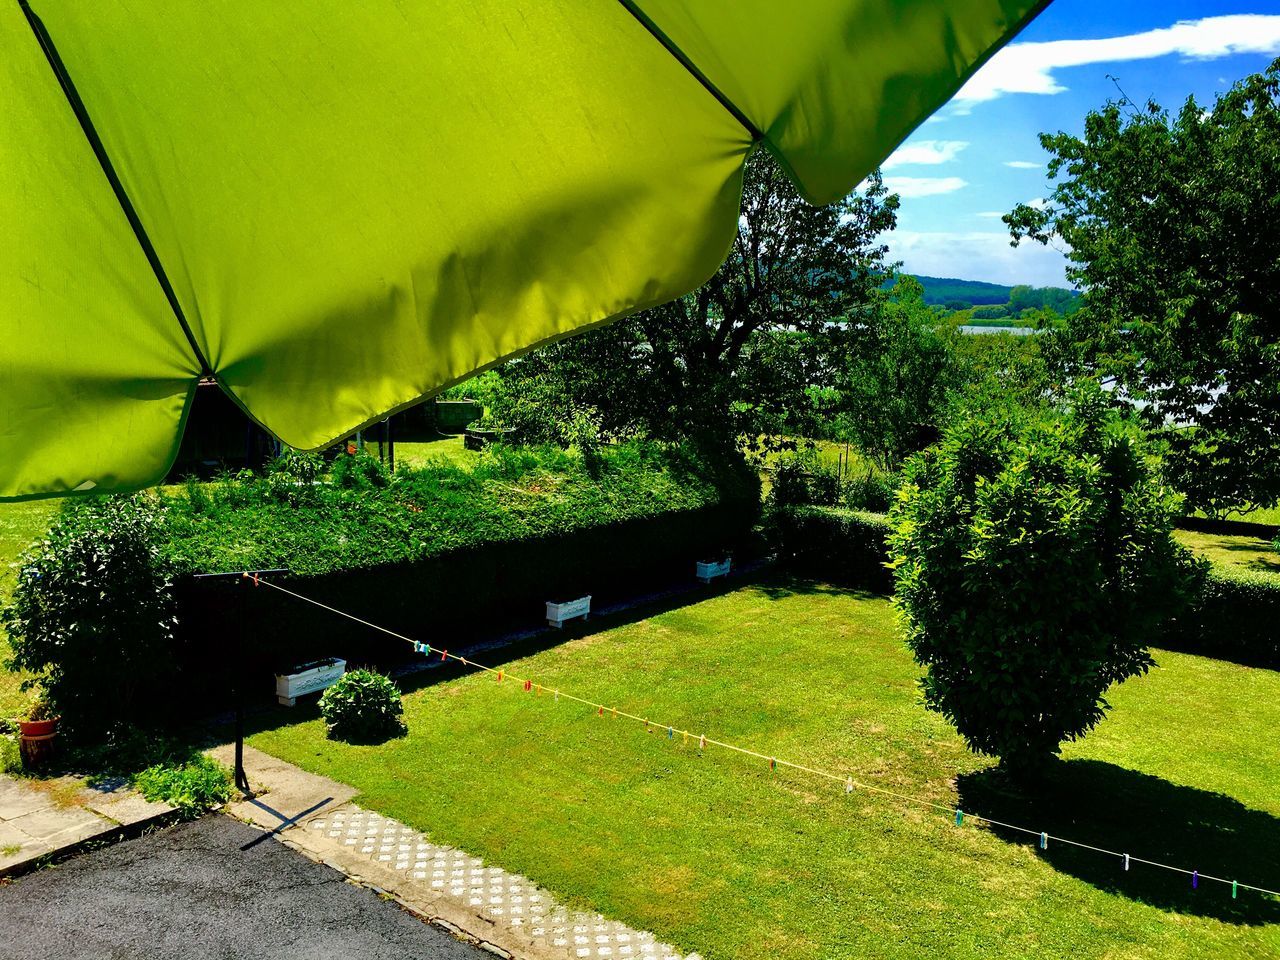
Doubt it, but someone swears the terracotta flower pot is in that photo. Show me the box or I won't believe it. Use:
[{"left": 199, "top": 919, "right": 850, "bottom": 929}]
[{"left": 18, "top": 716, "right": 59, "bottom": 768}]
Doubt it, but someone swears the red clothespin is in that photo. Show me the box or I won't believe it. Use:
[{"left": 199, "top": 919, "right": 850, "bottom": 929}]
[
  {"left": 598, "top": 705, "right": 605, "bottom": 717},
  {"left": 440, "top": 649, "right": 448, "bottom": 662},
  {"left": 524, "top": 679, "right": 532, "bottom": 692}
]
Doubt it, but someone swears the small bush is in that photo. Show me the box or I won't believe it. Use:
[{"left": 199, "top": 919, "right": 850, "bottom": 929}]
[
  {"left": 0, "top": 730, "right": 20, "bottom": 775},
  {"left": 331, "top": 450, "right": 389, "bottom": 490},
  {"left": 841, "top": 471, "right": 897, "bottom": 513},
  {"left": 132, "top": 754, "right": 233, "bottom": 819},
  {"left": 319, "top": 670, "right": 406, "bottom": 742}
]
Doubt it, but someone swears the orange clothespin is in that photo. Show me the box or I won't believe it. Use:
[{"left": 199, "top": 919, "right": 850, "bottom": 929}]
[
  {"left": 598, "top": 705, "right": 605, "bottom": 717},
  {"left": 497, "top": 670, "right": 503, "bottom": 683}
]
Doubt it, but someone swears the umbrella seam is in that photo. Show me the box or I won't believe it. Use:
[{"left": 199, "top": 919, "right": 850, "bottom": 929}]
[
  {"left": 613, "top": 0, "right": 764, "bottom": 145},
  {"left": 16, "top": 0, "right": 213, "bottom": 379}
]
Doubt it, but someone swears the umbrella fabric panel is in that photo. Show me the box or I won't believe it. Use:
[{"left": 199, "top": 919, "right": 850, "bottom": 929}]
[
  {"left": 630, "top": 0, "right": 1049, "bottom": 205},
  {"left": 0, "top": 1, "right": 198, "bottom": 500},
  {"left": 28, "top": 0, "right": 752, "bottom": 453}
]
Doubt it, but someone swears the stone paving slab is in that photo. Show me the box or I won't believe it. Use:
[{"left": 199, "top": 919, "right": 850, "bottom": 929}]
[
  {"left": 0, "top": 772, "right": 176, "bottom": 876},
  {"left": 218, "top": 744, "right": 697, "bottom": 960}
]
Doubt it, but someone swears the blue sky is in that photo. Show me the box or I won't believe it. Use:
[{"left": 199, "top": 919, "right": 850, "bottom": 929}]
[{"left": 880, "top": 1, "right": 1280, "bottom": 287}]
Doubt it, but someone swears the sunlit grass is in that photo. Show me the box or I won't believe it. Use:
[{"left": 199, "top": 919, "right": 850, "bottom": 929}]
[{"left": 251, "top": 579, "right": 1280, "bottom": 960}]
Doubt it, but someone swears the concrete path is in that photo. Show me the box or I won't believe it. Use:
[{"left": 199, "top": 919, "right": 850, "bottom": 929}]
[
  {"left": 214, "top": 743, "right": 699, "bottom": 960},
  {"left": 0, "top": 772, "right": 175, "bottom": 876},
  {"left": 0, "top": 815, "right": 486, "bottom": 959}
]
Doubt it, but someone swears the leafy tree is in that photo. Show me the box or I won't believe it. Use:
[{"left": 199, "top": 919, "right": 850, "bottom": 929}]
[
  {"left": 833, "top": 276, "right": 959, "bottom": 469},
  {"left": 492, "top": 150, "right": 899, "bottom": 452},
  {"left": 2, "top": 496, "right": 177, "bottom": 739},
  {"left": 888, "top": 385, "right": 1199, "bottom": 779},
  {"left": 1007, "top": 60, "right": 1280, "bottom": 515}
]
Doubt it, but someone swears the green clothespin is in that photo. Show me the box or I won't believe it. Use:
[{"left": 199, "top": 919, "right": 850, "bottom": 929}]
[{"left": 955, "top": 809, "right": 964, "bottom": 827}]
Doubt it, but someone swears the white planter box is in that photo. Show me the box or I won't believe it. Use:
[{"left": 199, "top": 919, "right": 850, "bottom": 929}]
[
  {"left": 696, "top": 558, "right": 732, "bottom": 583},
  {"left": 546, "top": 595, "right": 591, "bottom": 628},
  {"left": 275, "top": 658, "right": 346, "bottom": 707}
]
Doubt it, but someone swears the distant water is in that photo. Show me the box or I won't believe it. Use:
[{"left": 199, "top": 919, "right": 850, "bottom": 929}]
[{"left": 959, "top": 325, "right": 1035, "bottom": 336}]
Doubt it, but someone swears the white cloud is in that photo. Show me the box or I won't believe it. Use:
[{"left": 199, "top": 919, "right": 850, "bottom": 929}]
[
  {"left": 953, "top": 14, "right": 1280, "bottom": 110},
  {"left": 882, "top": 140, "right": 969, "bottom": 169},
  {"left": 881, "top": 176, "right": 968, "bottom": 198},
  {"left": 886, "top": 231, "right": 1070, "bottom": 287},
  {"left": 1003, "top": 161, "right": 1041, "bottom": 169}
]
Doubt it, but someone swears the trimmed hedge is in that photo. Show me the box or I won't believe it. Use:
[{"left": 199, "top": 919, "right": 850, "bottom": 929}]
[
  {"left": 163, "top": 443, "right": 761, "bottom": 710},
  {"left": 772, "top": 505, "right": 893, "bottom": 593},
  {"left": 774, "top": 505, "right": 1280, "bottom": 669},
  {"left": 1163, "top": 566, "right": 1280, "bottom": 669}
]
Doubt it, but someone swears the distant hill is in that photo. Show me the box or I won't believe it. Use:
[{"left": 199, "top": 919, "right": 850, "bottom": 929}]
[{"left": 912, "top": 276, "right": 1016, "bottom": 306}]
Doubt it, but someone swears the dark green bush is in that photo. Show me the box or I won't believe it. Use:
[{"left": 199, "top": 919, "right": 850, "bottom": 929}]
[
  {"left": 1164, "top": 566, "right": 1280, "bottom": 668},
  {"left": 888, "top": 388, "right": 1199, "bottom": 776},
  {"left": 772, "top": 506, "right": 893, "bottom": 592},
  {"left": 331, "top": 450, "right": 389, "bottom": 490},
  {"left": 841, "top": 471, "right": 897, "bottom": 513},
  {"left": 1, "top": 496, "right": 177, "bottom": 741},
  {"left": 319, "top": 669, "right": 406, "bottom": 742}
]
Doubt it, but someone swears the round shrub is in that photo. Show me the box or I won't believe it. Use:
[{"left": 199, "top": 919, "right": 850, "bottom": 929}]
[
  {"left": 319, "top": 669, "right": 406, "bottom": 742},
  {"left": 888, "top": 385, "right": 1201, "bottom": 779}
]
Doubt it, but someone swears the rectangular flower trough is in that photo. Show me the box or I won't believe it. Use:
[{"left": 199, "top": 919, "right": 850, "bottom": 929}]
[
  {"left": 546, "top": 595, "right": 591, "bottom": 628},
  {"left": 275, "top": 657, "right": 346, "bottom": 706},
  {"left": 696, "top": 558, "right": 732, "bottom": 583}
]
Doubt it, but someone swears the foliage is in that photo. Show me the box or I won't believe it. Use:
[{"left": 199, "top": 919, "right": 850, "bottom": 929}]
[
  {"left": 1008, "top": 59, "right": 1280, "bottom": 515},
  {"left": 888, "top": 385, "right": 1201, "bottom": 776},
  {"left": 319, "top": 669, "right": 406, "bottom": 742},
  {"left": 132, "top": 754, "right": 233, "bottom": 818},
  {"left": 832, "top": 276, "right": 960, "bottom": 469},
  {"left": 490, "top": 150, "right": 899, "bottom": 452},
  {"left": 1164, "top": 565, "right": 1280, "bottom": 669},
  {"left": 969, "top": 304, "right": 1010, "bottom": 321},
  {"left": 0, "top": 727, "right": 19, "bottom": 774},
  {"left": 159, "top": 441, "right": 757, "bottom": 578},
  {"left": 330, "top": 449, "right": 389, "bottom": 490},
  {"left": 772, "top": 506, "right": 893, "bottom": 592},
  {"left": 1, "top": 496, "right": 177, "bottom": 740}
]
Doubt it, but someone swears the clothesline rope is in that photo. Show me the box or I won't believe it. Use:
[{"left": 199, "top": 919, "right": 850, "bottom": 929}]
[{"left": 248, "top": 573, "right": 1279, "bottom": 900}]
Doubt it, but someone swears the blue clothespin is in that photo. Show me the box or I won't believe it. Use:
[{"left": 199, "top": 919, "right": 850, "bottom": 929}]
[
  {"left": 667, "top": 726, "right": 673, "bottom": 739},
  {"left": 1039, "top": 832, "right": 1047, "bottom": 850},
  {"left": 954, "top": 809, "right": 964, "bottom": 827}
]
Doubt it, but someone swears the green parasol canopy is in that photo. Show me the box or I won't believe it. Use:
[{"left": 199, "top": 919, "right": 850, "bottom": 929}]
[{"left": 1, "top": 0, "right": 1047, "bottom": 499}]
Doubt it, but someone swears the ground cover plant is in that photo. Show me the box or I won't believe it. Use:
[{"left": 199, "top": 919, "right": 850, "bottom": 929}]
[{"left": 250, "top": 581, "right": 1280, "bottom": 960}]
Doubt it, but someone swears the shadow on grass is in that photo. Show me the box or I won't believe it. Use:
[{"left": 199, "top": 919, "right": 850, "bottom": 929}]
[
  {"left": 957, "top": 758, "right": 1280, "bottom": 925},
  {"left": 234, "top": 573, "right": 880, "bottom": 739}
]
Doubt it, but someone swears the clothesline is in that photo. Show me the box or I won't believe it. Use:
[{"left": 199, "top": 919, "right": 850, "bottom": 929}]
[{"left": 248, "top": 572, "right": 1279, "bottom": 901}]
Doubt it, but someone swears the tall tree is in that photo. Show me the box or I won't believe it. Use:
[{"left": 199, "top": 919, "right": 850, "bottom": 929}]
[
  {"left": 492, "top": 151, "right": 899, "bottom": 451},
  {"left": 833, "top": 276, "right": 959, "bottom": 470},
  {"left": 1007, "top": 60, "right": 1280, "bottom": 515}
]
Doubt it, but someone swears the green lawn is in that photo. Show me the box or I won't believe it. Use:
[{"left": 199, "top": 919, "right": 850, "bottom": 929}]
[
  {"left": 0, "top": 500, "right": 57, "bottom": 717},
  {"left": 1174, "top": 529, "right": 1280, "bottom": 575},
  {"left": 384, "top": 433, "right": 478, "bottom": 470},
  {"left": 249, "top": 580, "right": 1280, "bottom": 960}
]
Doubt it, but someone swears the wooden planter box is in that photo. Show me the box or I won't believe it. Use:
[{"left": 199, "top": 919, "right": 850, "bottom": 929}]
[
  {"left": 275, "top": 657, "right": 346, "bottom": 706},
  {"left": 696, "top": 558, "right": 732, "bottom": 583},
  {"left": 546, "top": 595, "right": 591, "bottom": 628}
]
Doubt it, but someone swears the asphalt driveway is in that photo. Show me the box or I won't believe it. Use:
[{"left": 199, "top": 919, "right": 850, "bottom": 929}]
[{"left": 0, "top": 815, "right": 486, "bottom": 959}]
